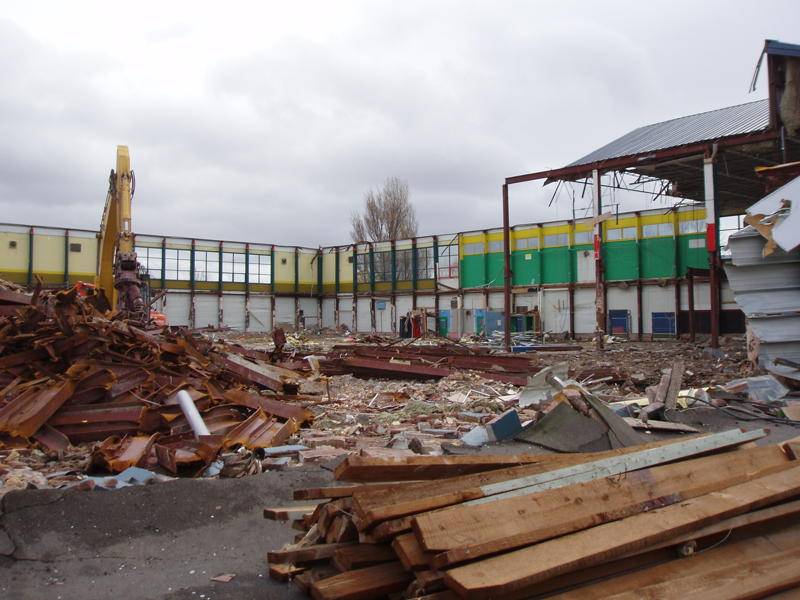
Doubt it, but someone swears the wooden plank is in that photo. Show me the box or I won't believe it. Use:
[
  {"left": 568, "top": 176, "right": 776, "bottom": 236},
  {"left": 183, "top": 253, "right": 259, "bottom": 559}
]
[
  {"left": 509, "top": 500, "right": 800, "bottom": 598},
  {"left": 350, "top": 437, "right": 702, "bottom": 528},
  {"left": 268, "top": 562, "right": 306, "bottom": 581},
  {"left": 392, "top": 532, "right": 433, "bottom": 571},
  {"left": 294, "top": 482, "right": 406, "bottom": 500},
  {"left": 356, "top": 429, "right": 765, "bottom": 527},
  {"left": 443, "top": 465, "right": 800, "bottom": 599},
  {"left": 548, "top": 523, "right": 800, "bottom": 599},
  {"left": 334, "top": 453, "right": 570, "bottom": 482},
  {"left": 267, "top": 543, "right": 354, "bottom": 565},
  {"left": 417, "top": 444, "right": 792, "bottom": 566},
  {"left": 331, "top": 544, "right": 396, "bottom": 572},
  {"left": 664, "top": 359, "right": 684, "bottom": 411},
  {"left": 622, "top": 417, "right": 699, "bottom": 432},
  {"left": 310, "top": 561, "right": 413, "bottom": 600},
  {"left": 263, "top": 504, "right": 323, "bottom": 520}
]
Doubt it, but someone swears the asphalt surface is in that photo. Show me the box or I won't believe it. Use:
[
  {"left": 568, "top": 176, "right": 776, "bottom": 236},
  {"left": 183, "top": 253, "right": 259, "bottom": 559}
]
[{"left": 0, "top": 466, "right": 331, "bottom": 600}]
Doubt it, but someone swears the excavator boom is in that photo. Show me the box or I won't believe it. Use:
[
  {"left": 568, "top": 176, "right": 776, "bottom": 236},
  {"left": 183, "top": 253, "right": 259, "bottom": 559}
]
[{"left": 95, "top": 145, "right": 145, "bottom": 320}]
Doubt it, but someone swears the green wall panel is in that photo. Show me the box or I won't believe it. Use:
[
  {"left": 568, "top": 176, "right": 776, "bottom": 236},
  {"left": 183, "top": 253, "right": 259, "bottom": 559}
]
[
  {"left": 678, "top": 235, "right": 709, "bottom": 274},
  {"left": 487, "top": 253, "right": 504, "bottom": 287},
  {"left": 541, "top": 247, "right": 571, "bottom": 284},
  {"left": 640, "top": 238, "right": 676, "bottom": 279},
  {"left": 512, "top": 250, "right": 540, "bottom": 286},
  {"left": 603, "top": 241, "right": 638, "bottom": 281},
  {"left": 460, "top": 255, "right": 485, "bottom": 288}
]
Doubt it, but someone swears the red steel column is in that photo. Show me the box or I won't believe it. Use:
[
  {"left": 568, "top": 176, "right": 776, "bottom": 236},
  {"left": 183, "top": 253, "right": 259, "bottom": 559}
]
[
  {"left": 704, "top": 153, "right": 720, "bottom": 348},
  {"left": 592, "top": 169, "right": 606, "bottom": 349},
  {"left": 502, "top": 184, "right": 512, "bottom": 351}
]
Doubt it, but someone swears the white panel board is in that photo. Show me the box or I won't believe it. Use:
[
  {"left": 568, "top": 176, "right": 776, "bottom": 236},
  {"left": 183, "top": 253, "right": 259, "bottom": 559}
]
[
  {"left": 321, "top": 298, "right": 336, "bottom": 329},
  {"left": 222, "top": 294, "right": 246, "bottom": 330},
  {"left": 642, "top": 284, "right": 676, "bottom": 334},
  {"left": 248, "top": 295, "right": 272, "bottom": 332},
  {"left": 463, "top": 293, "right": 486, "bottom": 309},
  {"left": 606, "top": 286, "right": 637, "bottom": 335},
  {"left": 194, "top": 294, "right": 219, "bottom": 329},
  {"left": 679, "top": 281, "right": 712, "bottom": 311},
  {"left": 163, "top": 292, "right": 190, "bottom": 327},
  {"left": 275, "top": 297, "right": 295, "bottom": 328},
  {"left": 576, "top": 248, "right": 595, "bottom": 283},
  {"left": 357, "top": 297, "right": 372, "bottom": 332},
  {"left": 488, "top": 292, "right": 505, "bottom": 311},
  {"left": 573, "top": 288, "right": 596, "bottom": 335},
  {"left": 415, "top": 294, "right": 436, "bottom": 309},
  {"left": 395, "top": 295, "right": 413, "bottom": 330},
  {"left": 299, "top": 297, "right": 319, "bottom": 329},
  {"left": 542, "top": 289, "right": 569, "bottom": 334}
]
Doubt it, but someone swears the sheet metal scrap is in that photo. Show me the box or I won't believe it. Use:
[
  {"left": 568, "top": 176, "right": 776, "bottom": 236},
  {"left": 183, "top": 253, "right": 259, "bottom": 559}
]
[{"left": 0, "top": 284, "right": 318, "bottom": 476}]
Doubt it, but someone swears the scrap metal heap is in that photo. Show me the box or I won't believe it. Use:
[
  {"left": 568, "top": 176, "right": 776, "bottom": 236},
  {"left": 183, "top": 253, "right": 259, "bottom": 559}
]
[{"left": 0, "top": 284, "right": 317, "bottom": 480}]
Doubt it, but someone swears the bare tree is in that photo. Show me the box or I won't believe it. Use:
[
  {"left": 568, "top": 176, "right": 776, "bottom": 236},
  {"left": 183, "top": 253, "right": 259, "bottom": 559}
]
[{"left": 350, "top": 177, "right": 417, "bottom": 242}]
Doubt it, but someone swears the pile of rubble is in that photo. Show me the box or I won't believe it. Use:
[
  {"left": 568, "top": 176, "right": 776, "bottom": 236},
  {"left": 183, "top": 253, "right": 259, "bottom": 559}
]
[
  {"left": 0, "top": 285, "right": 320, "bottom": 493},
  {"left": 265, "top": 429, "right": 800, "bottom": 598}
]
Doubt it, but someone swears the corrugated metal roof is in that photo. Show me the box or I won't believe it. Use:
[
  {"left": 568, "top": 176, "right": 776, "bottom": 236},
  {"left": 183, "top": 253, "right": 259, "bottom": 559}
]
[
  {"left": 568, "top": 99, "right": 770, "bottom": 168},
  {"left": 765, "top": 39, "right": 800, "bottom": 59}
]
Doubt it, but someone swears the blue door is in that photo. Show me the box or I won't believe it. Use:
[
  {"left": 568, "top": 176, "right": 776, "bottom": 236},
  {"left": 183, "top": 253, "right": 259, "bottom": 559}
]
[{"left": 652, "top": 312, "right": 676, "bottom": 336}]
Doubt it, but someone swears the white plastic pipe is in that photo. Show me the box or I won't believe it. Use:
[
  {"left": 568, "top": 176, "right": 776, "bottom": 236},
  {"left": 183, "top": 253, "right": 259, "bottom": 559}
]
[{"left": 176, "top": 390, "right": 210, "bottom": 438}]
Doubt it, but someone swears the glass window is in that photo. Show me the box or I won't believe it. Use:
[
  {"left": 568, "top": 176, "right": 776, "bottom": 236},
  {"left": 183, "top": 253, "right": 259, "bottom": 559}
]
[
  {"left": 248, "top": 253, "right": 271, "bottom": 284},
  {"left": 606, "top": 227, "right": 636, "bottom": 241},
  {"left": 135, "top": 246, "right": 163, "bottom": 280},
  {"left": 462, "top": 242, "right": 485, "bottom": 255},
  {"left": 642, "top": 223, "right": 673, "bottom": 238},
  {"left": 355, "top": 253, "right": 370, "bottom": 283},
  {"left": 416, "top": 247, "right": 435, "bottom": 280},
  {"left": 372, "top": 251, "right": 392, "bottom": 282},
  {"left": 515, "top": 237, "right": 539, "bottom": 250},
  {"left": 194, "top": 250, "right": 219, "bottom": 282},
  {"left": 573, "top": 231, "right": 592, "bottom": 245},
  {"left": 222, "top": 252, "right": 246, "bottom": 283},
  {"left": 487, "top": 240, "right": 504, "bottom": 253},
  {"left": 162, "top": 248, "right": 191, "bottom": 280},
  {"left": 679, "top": 219, "right": 705, "bottom": 234},
  {"left": 543, "top": 233, "right": 568, "bottom": 247},
  {"left": 437, "top": 242, "right": 458, "bottom": 278},
  {"left": 394, "top": 249, "right": 412, "bottom": 281}
]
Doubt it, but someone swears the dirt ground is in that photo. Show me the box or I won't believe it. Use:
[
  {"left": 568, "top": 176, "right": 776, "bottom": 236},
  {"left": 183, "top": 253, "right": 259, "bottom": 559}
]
[{"left": 0, "top": 466, "right": 331, "bottom": 600}]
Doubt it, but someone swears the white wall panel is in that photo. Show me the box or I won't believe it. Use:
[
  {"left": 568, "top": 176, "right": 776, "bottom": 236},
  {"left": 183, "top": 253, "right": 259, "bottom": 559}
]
[
  {"left": 321, "top": 298, "right": 336, "bottom": 329},
  {"left": 356, "top": 297, "right": 372, "bottom": 332},
  {"left": 275, "top": 297, "right": 295, "bottom": 328},
  {"left": 395, "top": 295, "right": 413, "bottom": 330},
  {"left": 415, "top": 294, "right": 436, "bottom": 308},
  {"left": 222, "top": 294, "right": 246, "bottom": 330},
  {"left": 576, "top": 249, "right": 595, "bottom": 283},
  {"left": 194, "top": 294, "right": 219, "bottom": 329},
  {"left": 298, "top": 297, "right": 319, "bottom": 329},
  {"left": 642, "top": 284, "right": 676, "bottom": 334},
  {"left": 573, "top": 288, "right": 596, "bottom": 335},
  {"left": 606, "top": 286, "right": 638, "bottom": 335},
  {"left": 463, "top": 293, "right": 486, "bottom": 309},
  {"left": 542, "top": 289, "right": 569, "bottom": 333},
  {"left": 163, "top": 292, "right": 190, "bottom": 327},
  {"left": 248, "top": 295, "right": 272, "bottom": 332}
]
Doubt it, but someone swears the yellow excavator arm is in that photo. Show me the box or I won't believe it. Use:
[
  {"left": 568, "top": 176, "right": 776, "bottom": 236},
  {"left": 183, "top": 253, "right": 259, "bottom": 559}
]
[{"left": 95, "top": 146, "right": 145, "bottom": 318}]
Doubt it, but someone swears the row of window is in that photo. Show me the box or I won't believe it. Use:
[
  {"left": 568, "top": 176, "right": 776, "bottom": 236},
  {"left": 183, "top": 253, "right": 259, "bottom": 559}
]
[
  {"left": 354, "top": 244, "right": 459, "bottom": 283},
  {"left": 464, "top": 219, "right": 709, "bottom": 254},
  {"left": 135, "top": 247, "right": 272, "bottom": 283}
]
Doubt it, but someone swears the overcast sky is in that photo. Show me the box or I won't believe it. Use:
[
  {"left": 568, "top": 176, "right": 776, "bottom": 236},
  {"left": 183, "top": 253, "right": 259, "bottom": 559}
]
[{"left": 1, "top": 1, "right": 798, "bottom": 247}]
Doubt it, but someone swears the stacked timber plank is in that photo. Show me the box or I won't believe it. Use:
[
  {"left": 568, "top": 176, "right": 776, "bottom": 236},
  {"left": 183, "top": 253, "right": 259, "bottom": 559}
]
[{"left": 265, "top": 429, "right": 800, "bottom": 599}]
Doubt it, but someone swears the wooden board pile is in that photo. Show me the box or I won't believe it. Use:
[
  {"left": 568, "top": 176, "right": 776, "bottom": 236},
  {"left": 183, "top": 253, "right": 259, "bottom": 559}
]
[
  {"left": 0, "top": 285, "right": 317, "bottom": 475},
  {"left": 266, "top": 428, "right": 800, "bottom": 599}
]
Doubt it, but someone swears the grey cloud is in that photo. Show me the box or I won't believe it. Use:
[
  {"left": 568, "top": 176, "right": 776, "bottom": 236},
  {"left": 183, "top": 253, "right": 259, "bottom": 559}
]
[{"left": 0, "top": 2, "right": 799, "bottom": 248}]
